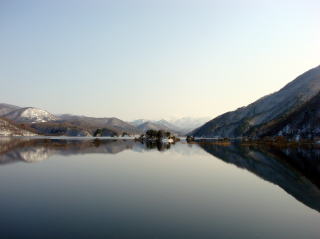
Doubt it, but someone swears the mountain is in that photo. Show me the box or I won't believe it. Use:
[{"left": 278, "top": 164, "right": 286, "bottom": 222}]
[
  {"left": 156, "top": 119, "right": 180, "bottom": 130},
  {"left": 0, "top": 105, "right": 90, "bottom": 136},
  {"left": 193, "top": 65, "right": 320, "bottom": 138},
  {"left": 29, "top": 122, "right": 92, "bottom": 136},
  {"left": 0, "top": 104, "right": 141, "bottom": 136},
  {"left": 130, "top": 119, "right": 149, "bottom": 127},
  {"left": 136, "top": 121, "right": 173, "bottom": 132},
  {"left": 169, "top": 117, "right": 211, "bottom": 133},
  {"left": 131, "top": 119, "right": 177, "bottom": 129},
  {"left": 0, "top": 103, "right": 21, "bottom": 116},
  {"left": 59, "top": 114, "right": 142, "bottom": 136},
  {"left": 3, "top": 107, "right": 59, "bottom": 123},
  {"left": 131, "top": 119, "right": 182, "bottom": 134},
  {"left": 130, "top": 118, "right": 209, "bottom": 134},
  {"left": 254, "top": 91, "right": 320, "bottom": 139},
  {"left": 0, "top": 118, "right": 37, "bottom": 136}
]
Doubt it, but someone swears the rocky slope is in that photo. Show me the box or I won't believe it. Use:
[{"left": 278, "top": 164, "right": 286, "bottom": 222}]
[
  {"left": 252, "top": 91, "right": 320, "bottom": 139},
  {"left": 0, "top": 118, "right": 37, "bottom": 136},
  {"left": 193, "top": 65, "right": 320, "bottom": 138}
]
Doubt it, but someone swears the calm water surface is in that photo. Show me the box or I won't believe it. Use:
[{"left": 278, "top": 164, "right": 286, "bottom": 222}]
[{"left": 0, "top": 138, "right": 319, "bottom": 238}]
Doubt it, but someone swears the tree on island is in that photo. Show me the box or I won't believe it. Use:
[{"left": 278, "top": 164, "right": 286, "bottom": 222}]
[
  {"left": 145, "top": 129, "right": 170, "bottom": 139},
  {"left": 93, "top": 128, "right": 103, "bottom": 137},
  {"left": 94, "top": 128, "right": 120, "bottom": 137},
  {"left": 111, "top": 132, "right": 119, "bottom": 137},
  {"left": 141, "top": 129, "right": 178, "bottom": 142},
  {"left": 145, "top": 129, "right": 158, "bottom": 138}
]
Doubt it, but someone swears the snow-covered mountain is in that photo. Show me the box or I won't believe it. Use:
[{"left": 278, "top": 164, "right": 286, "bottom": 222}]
[
  {"left": 3, "top": 107, "right": 59, "bottom": 123},
  {"left": 193, "top": 65, "right": 320, "bottom": 138}
]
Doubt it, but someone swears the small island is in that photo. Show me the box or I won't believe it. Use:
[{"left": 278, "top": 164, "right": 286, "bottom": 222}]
[{"left": 136, "top": 129, "right": 180, "bottom": 144}]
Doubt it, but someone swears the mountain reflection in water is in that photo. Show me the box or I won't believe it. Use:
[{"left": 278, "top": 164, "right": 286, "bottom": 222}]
[
  {"left": 0, "top": 138, "right": 171, "bottom": 164},
  {"left": 200, "top": 143, "right": 320, "bottom": 213},
  {"left": 0, "top": 137, "right": 320, "bottom": 214}
]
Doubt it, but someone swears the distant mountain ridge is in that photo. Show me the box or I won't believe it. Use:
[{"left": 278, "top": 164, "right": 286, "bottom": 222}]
[
  {"left": 169, "top": 117, "right": 211, "bottom": 133},
  {"left": 131, "top": 119, "right": 180, "bottom": 133},
  {"left": 193, "top": 65, "right": 320, "bottom": 139},
  {"left": 136, "top": 121, "right": 174, "bottom": 133},
  {"left": 130, "top": 117, "right": 210, "bottom": 135},
  {"left": 0, "top": 104, "right": 142, "bottom": 136},
  {"left": 0, "top": 102, "right": 210, "bottom": 137},
  {"left": 59, "top": 114, "right": 141, "bottom": 136}
]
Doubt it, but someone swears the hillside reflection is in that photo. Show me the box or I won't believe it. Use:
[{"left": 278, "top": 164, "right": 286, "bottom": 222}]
[
  {"left": 0, "top": 138, "right": 171, "bottom": 164},
  {"left": 0, "top": 138, "right": 320, "bottom": 213},
  {"left": 200, "top": 143, "right": 320, "bottom": 213}
]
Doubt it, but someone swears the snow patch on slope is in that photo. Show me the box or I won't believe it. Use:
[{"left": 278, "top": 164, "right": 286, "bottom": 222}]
[
  {"left": 0, "top": 118, "right": 37, "bottom": 136},
  {"left": 4, "top": 107, "right": 59, "bottom": 123}
]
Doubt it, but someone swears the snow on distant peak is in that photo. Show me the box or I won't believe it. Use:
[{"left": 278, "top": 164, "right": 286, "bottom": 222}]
[{"left": 4, "top": 107, "right": 59, "bottom": 123}]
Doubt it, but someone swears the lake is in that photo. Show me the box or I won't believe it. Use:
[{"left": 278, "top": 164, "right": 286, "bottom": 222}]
[{"left": 0, "top": 137, "right": 319, "bottom": 238}]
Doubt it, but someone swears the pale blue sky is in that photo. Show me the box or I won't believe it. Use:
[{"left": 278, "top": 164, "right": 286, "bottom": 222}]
[{"left": 0, "top": 0, "right": 319, "bottom": 120}]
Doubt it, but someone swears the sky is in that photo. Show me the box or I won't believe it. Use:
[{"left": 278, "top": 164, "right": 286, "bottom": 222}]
[{"left": 0, "top": 0, "right": 319, "bottom": 121}]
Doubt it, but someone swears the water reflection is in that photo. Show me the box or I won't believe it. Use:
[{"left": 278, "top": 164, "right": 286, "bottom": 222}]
[
  {"left": 0, "top": 137, "right": 320, "bottom": 214},
  {"left": 0, "top": 137, "right": 172, "bottom": 164},
  {"left": 200, "top": 143, "right": 320, "bottom": 213}
]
